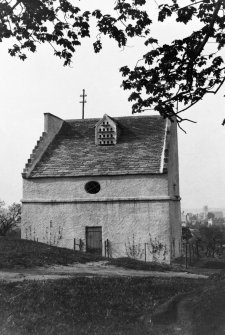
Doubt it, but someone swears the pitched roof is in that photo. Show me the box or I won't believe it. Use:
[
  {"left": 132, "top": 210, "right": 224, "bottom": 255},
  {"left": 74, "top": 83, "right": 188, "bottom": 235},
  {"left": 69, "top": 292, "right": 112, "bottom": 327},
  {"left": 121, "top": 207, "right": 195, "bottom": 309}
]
[{"left": 29, "top": 115, "right": 168, "bottom": 178}]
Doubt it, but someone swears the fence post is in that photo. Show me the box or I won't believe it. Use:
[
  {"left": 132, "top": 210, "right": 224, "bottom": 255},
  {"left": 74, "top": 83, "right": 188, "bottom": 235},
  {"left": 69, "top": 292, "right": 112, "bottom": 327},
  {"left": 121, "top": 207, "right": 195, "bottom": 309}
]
[
  {"left": 192, "top": 244, "right": 195, "bottom": 261},
  {"left": 74, "top": 238, "right": 75, "bottom": 251},
  {"left": 185, "top": 242, "right": 188, "bottom": 269},
  {"left": 104, "top": 240, "right": 106, "bottom": 257},
  {"left": 106, "top": 239, "right": 109, "bottom": 259},
  {"left": 79, "top": 239, "right": 83, "bottom": 251},
  {"left": 144, "top": 243, "right": 147, "bottom": 263},
  {"left": 189, "top": 243, "right": 192, "bottom": 266}
]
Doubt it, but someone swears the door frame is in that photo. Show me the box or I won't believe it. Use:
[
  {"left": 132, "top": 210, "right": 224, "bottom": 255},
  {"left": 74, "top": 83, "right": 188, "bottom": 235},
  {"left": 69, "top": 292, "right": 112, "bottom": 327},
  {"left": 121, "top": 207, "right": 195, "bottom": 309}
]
[{"left": 85, "top": 226, "right": 102, "bottom": 255}]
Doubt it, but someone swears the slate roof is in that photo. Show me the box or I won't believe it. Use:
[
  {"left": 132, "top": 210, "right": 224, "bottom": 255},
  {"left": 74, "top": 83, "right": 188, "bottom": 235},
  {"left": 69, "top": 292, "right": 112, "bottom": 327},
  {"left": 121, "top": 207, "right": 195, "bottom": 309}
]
[{"left": 29, "top": 115, "right": 167, "bottom": 178}]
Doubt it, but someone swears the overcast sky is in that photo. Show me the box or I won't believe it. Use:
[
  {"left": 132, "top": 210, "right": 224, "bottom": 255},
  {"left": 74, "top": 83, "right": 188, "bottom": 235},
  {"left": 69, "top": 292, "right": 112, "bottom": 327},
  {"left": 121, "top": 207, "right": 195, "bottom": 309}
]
[{"left": 0, "top": 1, "right": 225, "bottom": 210}]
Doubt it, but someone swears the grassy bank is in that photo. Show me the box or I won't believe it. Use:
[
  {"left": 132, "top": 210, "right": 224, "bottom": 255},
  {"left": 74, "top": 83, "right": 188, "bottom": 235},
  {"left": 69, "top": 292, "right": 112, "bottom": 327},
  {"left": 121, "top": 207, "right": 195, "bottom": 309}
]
[
  {"left": 0, "top": 238, "right": 224, "bottom": 334},
  {"left": 0, "top": 238, "right": 181, "bottom": 271},
  {"left": 107, "top": 257, "right": 174, "bottom": 272},
  {"left": 0, "top": 237, "right": 103, "bottom": 268},
  {"left": 0, "top": 276, "right": 206, "bottom": 335}
]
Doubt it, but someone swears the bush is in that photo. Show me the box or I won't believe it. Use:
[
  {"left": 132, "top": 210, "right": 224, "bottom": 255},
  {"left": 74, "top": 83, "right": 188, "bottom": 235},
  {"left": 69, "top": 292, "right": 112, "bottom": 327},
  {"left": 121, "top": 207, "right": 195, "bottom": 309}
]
[
  {"left": 0, "top": 201, "right": 21, "bottom": 236},
  {"left": 199, "top": 226, "right": 225, "bottom": 257}
]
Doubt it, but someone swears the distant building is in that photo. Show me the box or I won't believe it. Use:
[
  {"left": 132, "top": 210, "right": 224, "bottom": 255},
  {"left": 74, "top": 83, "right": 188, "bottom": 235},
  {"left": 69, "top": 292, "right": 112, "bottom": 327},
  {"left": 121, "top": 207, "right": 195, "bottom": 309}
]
[
  {"left": 186, "top": 213, "right": 193, "bottom": 224},
  {"left": 203, "top": 205, "right": 208, "bottom": 220},
  {"left": 208, "top": 218, "right": 213, "bottom": 226},
  {"left": 212, "top": 211, "right": 223, "bottom": 219},
  {"left": 181, "top": 211, "right": 187, "bottom": 226}
]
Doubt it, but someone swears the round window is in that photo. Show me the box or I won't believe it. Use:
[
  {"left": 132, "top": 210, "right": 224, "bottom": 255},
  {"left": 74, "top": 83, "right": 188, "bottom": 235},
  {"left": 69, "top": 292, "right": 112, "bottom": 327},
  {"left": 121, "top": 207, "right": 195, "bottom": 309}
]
[{"left": 85, "top": 181, "right": 101, "bottom": 194}]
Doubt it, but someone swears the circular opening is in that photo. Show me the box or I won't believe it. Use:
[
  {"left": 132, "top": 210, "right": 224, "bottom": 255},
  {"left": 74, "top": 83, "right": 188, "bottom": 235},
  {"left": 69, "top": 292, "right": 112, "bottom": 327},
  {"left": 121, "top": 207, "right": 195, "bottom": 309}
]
[{"left": 85, "top": 181, "right": 101, "bottom": 194}]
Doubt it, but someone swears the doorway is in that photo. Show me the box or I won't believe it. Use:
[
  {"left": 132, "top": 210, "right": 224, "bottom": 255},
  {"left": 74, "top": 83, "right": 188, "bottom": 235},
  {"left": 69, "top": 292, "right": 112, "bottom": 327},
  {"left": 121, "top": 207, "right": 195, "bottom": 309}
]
[{"left": 86, "top": 227, "right": 102, "bottom": 255}]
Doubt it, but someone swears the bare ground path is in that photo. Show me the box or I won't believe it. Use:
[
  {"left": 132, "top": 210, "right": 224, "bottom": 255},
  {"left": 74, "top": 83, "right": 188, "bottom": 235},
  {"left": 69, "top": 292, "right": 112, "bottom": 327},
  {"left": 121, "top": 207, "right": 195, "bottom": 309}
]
[{"left": 0, "top": 261, "right": 208, "bottom": 282}]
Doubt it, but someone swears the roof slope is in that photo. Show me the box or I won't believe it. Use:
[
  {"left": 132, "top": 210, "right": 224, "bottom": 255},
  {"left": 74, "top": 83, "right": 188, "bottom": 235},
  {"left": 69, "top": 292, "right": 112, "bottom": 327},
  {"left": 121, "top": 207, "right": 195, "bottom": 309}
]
[{"left": 29, "top": 115, "right": 167, "bottom": 177}]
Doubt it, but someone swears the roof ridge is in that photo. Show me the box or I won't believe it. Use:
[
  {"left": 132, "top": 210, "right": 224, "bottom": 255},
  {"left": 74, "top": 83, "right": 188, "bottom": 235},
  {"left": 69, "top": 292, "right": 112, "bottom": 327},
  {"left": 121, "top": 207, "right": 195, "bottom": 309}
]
[{"left": 65, "top": 114, "right": 161, "bottom": 122}]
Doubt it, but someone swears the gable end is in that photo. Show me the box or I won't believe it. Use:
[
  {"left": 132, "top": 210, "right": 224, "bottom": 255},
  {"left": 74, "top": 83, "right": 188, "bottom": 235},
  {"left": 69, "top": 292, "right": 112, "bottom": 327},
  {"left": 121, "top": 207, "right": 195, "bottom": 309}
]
[{"left": 22, "top": 113, "right": 64, "bottom": 178}]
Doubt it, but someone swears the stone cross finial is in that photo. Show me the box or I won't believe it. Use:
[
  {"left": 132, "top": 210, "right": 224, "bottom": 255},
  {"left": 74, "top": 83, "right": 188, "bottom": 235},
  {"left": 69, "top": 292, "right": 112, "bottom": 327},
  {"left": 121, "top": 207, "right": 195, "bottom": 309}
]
[{"left": 80, "top": 89, "right": 87, "bottom": 120}]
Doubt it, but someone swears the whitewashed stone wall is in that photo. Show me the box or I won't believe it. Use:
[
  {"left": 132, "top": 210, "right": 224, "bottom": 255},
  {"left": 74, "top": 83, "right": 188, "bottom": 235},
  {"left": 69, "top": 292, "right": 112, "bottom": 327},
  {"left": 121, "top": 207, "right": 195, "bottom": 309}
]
[
  {"left": 169, "top": 201, "right": 182, "bottom": 259},
  {"left": 23, "top": 175, "right": 168, "bottom": 200},
  {"left": 22, "top": 200, "right": 172, "bottom": 262},
  {"left": 22, "top": 174, "right": 181, "bottom": 263}
]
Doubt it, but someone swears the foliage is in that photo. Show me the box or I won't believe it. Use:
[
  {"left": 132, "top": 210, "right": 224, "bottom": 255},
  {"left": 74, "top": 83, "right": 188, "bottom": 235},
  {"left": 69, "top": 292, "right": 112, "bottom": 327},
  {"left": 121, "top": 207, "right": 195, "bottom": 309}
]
[
  {"left": 125, "top": 234, "right": 144, "bottom": 259},
  {"left": 1, "top": 1, "right": 225, "bottom": 123},
  {"left": 0, "top": 0, "right": 150, "bottom": 65},
  {"left": 199, "top": 225, "right": 225, "bottom": 257},
  {"left": 0, "top": 201, "right": 21, "bottom": 236},
  {"left": 125, "top": 234, "right": 168, "bottom": 262},
  {"left": 107, "top": 257, "right": 173, "bottom": 272},
  {"left": 79, "top": 238, "right": 84, "bottom": 251},
  {"left": 207, "top": 212, "right": 215, "bottom": 220},
  {"left": 50, "top": 221, "right": 64, "bottom": 246},
  {"left": 201, "top": 259, "right": 225, "bottom": 269},
  {"left": 182, "top": 226, "right": 192, "bottom": 241},
  {"left": 0, "top": 237, "right": 104, "bottom": 268},
  {"left": 214, "top": 217, "right": 225, "bottom": 226},
  {"left": 185, "top": 282, "right": 225, "bottom": 335},
  {"left": 0, "top": 276, "right": 205, "bottom": 335},
  {"left": 148, "top": 234, "right": 168, "bottom": 262}
]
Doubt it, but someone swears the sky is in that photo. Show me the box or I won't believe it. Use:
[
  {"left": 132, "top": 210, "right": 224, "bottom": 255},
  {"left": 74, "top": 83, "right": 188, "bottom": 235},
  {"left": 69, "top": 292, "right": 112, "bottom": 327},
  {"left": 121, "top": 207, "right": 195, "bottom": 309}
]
[{"left": 0, "top": 1, "right": 225, "bottom": 210}]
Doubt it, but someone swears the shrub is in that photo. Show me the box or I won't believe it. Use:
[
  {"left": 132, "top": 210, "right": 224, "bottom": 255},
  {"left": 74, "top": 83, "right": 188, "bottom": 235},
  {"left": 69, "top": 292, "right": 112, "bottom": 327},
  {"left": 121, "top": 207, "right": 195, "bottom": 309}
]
[{"left": 0, "top": 201, "right": 21, "bottom": 236}]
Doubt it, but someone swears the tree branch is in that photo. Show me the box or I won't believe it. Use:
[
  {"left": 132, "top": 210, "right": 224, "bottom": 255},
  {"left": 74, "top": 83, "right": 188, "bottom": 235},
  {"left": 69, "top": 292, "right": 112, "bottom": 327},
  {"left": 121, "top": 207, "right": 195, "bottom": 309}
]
[
  {"left": 176, "top": 99, "right": 200, "bottom": 114},
  {"left": 194, "top": 0, "right": 223, "bottom": 57},
  {"left": 205, "top": 76, "right": 225, "bottom": 94},
  {"left": 177, "top": 1, "right": 205, "bottom": 11},
  {"left": 10, "top": 0, "right": 22, "bottom": 11}
]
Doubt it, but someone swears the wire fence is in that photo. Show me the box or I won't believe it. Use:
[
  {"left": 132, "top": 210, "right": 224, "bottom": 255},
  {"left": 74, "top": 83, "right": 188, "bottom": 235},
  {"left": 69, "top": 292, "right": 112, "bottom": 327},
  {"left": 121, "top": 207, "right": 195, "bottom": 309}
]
[
  {"left": 182, "top": 241, "right": 197, "bottom": 268},
  {"left": 73, "top": 238, "right": 84, "bottom": 252},
  {"left": 181, "top": 240, "right": 223, "bottom": 268},
  {"left": 72, "top": 237, "right": 200, "bottom": 267},
  {"left": 104, "top": 239, "right": 170, "bottom": 263},
  {"left": 23, "top": 228, "right": 225, "bottom": 269},
  {"left": 24, "top": 234, "right": 201, "bottom": 268},
  {"left": 72, "top": 237, "right": 170, "bottom": 262}
]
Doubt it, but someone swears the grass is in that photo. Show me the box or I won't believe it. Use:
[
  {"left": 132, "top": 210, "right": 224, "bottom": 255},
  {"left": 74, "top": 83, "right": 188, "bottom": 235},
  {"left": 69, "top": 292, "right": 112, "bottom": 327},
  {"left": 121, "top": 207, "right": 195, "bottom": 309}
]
[
  {"left": 107, "top": 257, "right": 175, "bottom": 272},
  {"left": 200, "top": 258, "right": 225, "bottom": 269},
  {"left": 2, "top": 236, "right": 225, "bottom": 276},
  {"left": 0, "top": 237, "right": 184, "bottom": 271},
  {"left": 0, "top": 276, "right": 206, "bottom": 335},
  {"left": 172, "top": 254, "right": 225, "bottom": 272},
  {"left": 0, "top": 237, "right": 104, "bottom": 268},
  {"left": 0, "top": 238, "right": 224, "bottom": 334},
  {"left": 183, "top": 280, "right": 225, "bottom": 335}
]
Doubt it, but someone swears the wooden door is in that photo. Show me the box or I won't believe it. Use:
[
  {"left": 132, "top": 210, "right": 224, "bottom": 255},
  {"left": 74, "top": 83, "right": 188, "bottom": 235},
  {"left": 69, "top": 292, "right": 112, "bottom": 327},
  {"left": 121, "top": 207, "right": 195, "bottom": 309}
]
[{"left": 86, "top": 227, "right": 102, "bottom": 255}]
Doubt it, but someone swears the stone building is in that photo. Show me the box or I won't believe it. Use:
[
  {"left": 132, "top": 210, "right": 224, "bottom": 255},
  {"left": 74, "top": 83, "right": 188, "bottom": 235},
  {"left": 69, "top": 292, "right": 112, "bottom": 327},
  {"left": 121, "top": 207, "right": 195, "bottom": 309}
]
[{"left": 21, "top": 113, "right": 182, "bottom": 263}]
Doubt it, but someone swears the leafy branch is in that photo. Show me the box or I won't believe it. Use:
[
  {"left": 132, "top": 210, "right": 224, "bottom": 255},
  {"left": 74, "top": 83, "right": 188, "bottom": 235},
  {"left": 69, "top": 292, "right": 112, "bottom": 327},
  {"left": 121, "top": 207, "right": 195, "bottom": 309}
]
[{"left": 1, "top": 1, "right": 225, "bottom": 123}]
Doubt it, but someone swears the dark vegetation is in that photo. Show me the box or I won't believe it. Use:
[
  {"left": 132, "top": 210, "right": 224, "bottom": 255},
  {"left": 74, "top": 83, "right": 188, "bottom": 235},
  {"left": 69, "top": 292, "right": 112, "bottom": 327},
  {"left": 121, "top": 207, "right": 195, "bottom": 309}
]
[
  {"left": 0, "top": 276, "right": 206, "bottom": 335},
  {"left": 182, "top": 281, "right": 225, "bottom": 335},
  {"left": 108, "top": 257, "right": 175, "bottom": 272},
  {"left": 200, "top": 259, "right": 225, "bottom": 269},
  {"left": 0, "top": 238, "right": 225, "bottom": 334},
  {"left": 2, "top": 236, "right": 225, "bottom": 273},
  {"left": 0, "top": 202, "right": 21, "bottom": 236},
  {"left": 108, "top": 226, "right": 225, "bottom": 273},
  {"left": 0, "top": 237, "right": 104, "bottom": 268},
  {"left": 181, "top": 225, "right": 225, "bottom": 271},
  {"left": 198, "top": 226, "right": 225, "bottom": 258},
  {"left": 1, "top": 1, "right": 225, "bottom": 123},
  {"left": 0, "top": 238, "right": 180, "bottom": 272}
]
